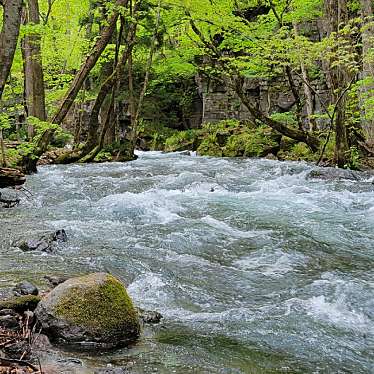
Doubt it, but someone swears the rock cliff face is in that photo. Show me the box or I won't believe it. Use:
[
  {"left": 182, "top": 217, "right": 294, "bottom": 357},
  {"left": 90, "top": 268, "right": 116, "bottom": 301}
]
[{"left": 196, "top": 75, "right": 330, "bottom": 128}]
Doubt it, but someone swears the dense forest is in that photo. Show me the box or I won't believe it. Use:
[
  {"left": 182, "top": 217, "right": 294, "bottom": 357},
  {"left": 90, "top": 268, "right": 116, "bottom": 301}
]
[
  {"left": 0, "top": 0, "right": 373, "bottom": 179},
  {"left": 1, "top": 1, "right": 374, "bottom": 373}
]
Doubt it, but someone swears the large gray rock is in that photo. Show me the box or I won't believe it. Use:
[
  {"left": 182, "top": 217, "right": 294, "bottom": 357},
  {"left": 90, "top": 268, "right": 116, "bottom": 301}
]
[{"left": 35, "top": 273, "right": 141, "bottom": 349}]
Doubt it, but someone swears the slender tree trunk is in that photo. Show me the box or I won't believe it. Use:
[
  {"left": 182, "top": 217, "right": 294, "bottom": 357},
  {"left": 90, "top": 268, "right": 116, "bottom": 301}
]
[
  {"left": 50, "top": 0, "right": 129, "bottom": 127},
  {"left": 129, "top": 0, "right": 162, "bottom": 152},
  {"left": 21, "top": 0, "right": 129, "bottom": 171},
  {"left": 0, "top": 128, "right": 8, "bottom": 167},
  {"left": 128, "top": 49, "right": 136, "bottom": 124},
  {"left": 360, "top": 0, "right": 374, "bottom": 145},
  {"left": 293, "top": 22, "right": 316, "bottom": 132},
  {"left": 324, "top": 0, "right": 350, "bottom": 167},
  {"left": 22, "top": 0, "right": 47, "bottom": 139},
  {"left": 83, "top": 20, "right": 136, "bottom": 155},
  {"left": 55, "top": 6, "right": 139, "bottom": 165},
  {"left": 0, "top": 0, "right": 23, "bottom": 100}
]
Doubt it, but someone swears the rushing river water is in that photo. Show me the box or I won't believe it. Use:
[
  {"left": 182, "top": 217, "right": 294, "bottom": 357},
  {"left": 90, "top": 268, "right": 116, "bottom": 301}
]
[{"left": 1, "top": 152, "right": 374, "bottom": 373}]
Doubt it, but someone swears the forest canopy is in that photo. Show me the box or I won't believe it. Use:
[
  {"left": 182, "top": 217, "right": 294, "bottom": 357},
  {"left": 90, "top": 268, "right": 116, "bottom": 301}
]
[{"left": 0, "top": 0, "right": 373, "bottom": 172}]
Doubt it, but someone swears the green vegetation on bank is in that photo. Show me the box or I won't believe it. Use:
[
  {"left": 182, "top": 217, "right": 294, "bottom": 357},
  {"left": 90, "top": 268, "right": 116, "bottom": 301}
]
[{"left": 140, "top": 119, "right": 337, "bottom": 163}]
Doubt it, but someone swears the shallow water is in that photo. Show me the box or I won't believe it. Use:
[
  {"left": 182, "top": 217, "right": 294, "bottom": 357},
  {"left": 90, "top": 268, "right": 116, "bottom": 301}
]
[{"left": 1, "top": 152, "right": 373, "bottom": 373}]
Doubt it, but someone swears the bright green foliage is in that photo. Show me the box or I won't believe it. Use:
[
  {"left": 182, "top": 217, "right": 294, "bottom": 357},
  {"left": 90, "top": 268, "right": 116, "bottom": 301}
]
[
  {"left": 138, "top": 122, "right": 177, "bottom": 151},
  {"left": 94, "top": 151, "right": 113, "bottom": 162},
  {"left": 165, "top": 120, "right": 280, "bottom": 158},
  {"left": 344, "top": 146, "right": 360, "bottom": 170},
  {"left": 0, "top": 0, "right": 373, "bottom": 167},
  {"left": 0, "top": 114, "right": 11, "bottom": 131},
  {"left": 278, "top": 142, "right": 317, "bottom": 162},
  {"left": 165, "top": 129, "right": 200, "bottom": 152}
]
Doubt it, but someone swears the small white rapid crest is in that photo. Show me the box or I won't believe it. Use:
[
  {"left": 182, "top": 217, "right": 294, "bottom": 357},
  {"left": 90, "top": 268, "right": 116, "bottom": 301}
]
[{"left": 1, "top": 151, "right": 374, "bottom": 373}]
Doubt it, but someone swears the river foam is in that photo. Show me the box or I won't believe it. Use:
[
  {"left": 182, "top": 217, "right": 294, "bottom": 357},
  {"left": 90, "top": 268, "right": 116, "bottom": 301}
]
[{"left": 1, "top": 152, "right": 373, "bottom": 373}]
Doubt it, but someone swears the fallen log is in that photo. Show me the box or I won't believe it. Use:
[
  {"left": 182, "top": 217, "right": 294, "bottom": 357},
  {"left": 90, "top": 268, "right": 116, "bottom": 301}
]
[{"left": 0, "top": 168, "right": 26, "bottom": 189}]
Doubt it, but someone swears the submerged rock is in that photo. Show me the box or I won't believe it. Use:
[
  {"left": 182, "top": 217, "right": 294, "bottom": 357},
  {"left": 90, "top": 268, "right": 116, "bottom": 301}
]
[
  {"left": 35, "top": 273, "right": 141, "bottom": 349},
  {"left": 138, "top": 308, "right": 163, "bottom": 324},
  {"left": 13, "top": 281, "right": 39, "bottom": 296},
  {"left": 52, "top": 229, "right": 68, "bottom": 243},
  {"left": 94, "top": 368, "right": 129, "bottom": 374},
  {"left": 14, "top": 229, "right": 68, "bottom": 253},
  {"left": 307, "top": 168, "right": 365, "bottom": 181}
]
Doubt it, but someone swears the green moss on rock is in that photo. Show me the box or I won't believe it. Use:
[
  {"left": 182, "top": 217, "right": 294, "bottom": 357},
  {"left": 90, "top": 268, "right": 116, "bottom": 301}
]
[
  {"left": 54, "top": 274, "right": 138, "bottom": 335},
  {"left": 163, "top": 120, "right": 281, "bottom": 158},
  {"left": 35, "top": 273, "right": 140, "bottom": 349},
  {"left": 165, "top": 129, "right": 201, "bottom": 152}
]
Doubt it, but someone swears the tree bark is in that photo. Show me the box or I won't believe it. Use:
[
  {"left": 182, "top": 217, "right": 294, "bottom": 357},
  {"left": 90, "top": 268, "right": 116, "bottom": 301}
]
[
  {"left": 22, "top": 0, "right": 47, "bottom": 139},
  {"left": 55, "top": 4, "right": 139, "bottom": 165},
  {"left": 129, "top": 0, "right": 161, "bottom": 153},
  {"left": 293, "top": 22, "right": 316, "bottom": 132},
  {"left": 324, "top": 0, "right": 350, "bottom": 167},
  {"left": 360, "top": 0, "right": 374, "bottom": 145},
  {"left": 0, "top": 0, "right": 23, "bottom": 100},
  {"left": 82, "top": 17, "right": 136, "bottom": 156},
  {"left": 0, "top": 128, "right": 8, "bottom": 167}
]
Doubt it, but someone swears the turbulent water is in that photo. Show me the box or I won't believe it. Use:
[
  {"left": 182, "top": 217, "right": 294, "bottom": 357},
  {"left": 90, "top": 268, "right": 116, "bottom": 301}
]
[{"left": 1, "top": 152, "right": 374, "bottom": 373}]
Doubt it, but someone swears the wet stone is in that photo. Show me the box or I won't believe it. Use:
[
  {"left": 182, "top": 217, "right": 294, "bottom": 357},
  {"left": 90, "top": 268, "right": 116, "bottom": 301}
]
[
  {"left": 0, "top": 314, "right": 19, "bottom": 329},
  {"left": 13, "top": 281, "right": 39, "bottom": 296},
  {"left": 94, "top": 368, "right": 129, "bottom": 374},
  {"left": 52, "top": 229, "right": 68, "bottom": 243},
  {"left": 14, "top": 229, "right": 68, "bottom": 254},
  {"left": 138, "top": 308, "right": 163, "bottom": 324},
  {"left": 0, "top": 309, "right": 17, "bottom": 316}
]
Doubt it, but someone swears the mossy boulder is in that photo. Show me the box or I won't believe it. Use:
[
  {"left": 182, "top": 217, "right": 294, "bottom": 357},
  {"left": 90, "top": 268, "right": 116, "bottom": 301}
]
[{"left": 35, "top": 273, "right": 140, "bottom": 349}]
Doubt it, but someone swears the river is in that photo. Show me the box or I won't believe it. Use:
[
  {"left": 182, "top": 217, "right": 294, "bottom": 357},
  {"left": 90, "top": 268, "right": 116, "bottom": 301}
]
[{"left": 0, "top": 152, "right": 373, "bottom": 373}]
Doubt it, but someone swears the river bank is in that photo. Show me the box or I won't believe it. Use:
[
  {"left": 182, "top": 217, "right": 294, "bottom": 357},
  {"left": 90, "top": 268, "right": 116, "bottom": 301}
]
[{"left": 1, "top": 152, "right": 373, "bottom": 373}]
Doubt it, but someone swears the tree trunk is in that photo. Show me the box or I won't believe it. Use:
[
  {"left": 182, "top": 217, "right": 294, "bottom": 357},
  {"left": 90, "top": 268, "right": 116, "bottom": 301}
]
[
  {"left": 293, "top": 22, "right": 316, "bottom": 132},
  {"left": 50, "top": 0, "right": 129, "bottom": 127},
  {"left": 82, "top": 21, "right": 136, "bottom": 156},
  {"left": 0, "top": 0, "right": 23, "bottom": 100},
  {"left": 0, "top": 128, "right": 8, "bottom": 167},
  {"left": 55, "top": 7, "right": 138, "bottom": 165},
  {"left": 22, "top": 0, "right": 47, "bottom": 139},
  {"left": 129, "top": 0, "right": 162, "bottom": 153},
  {"left": 324, "top": 0, "right": 350, "bottom": 167},
  {"left": 22, "top": 0, "right": 129, "bottom": 171},
  {"left": 360, "top": 0, "right": 374, "bottom": 146},
  {"left": 233, "top": 78, "right": 320, "bottom": 151}
]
